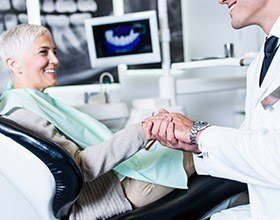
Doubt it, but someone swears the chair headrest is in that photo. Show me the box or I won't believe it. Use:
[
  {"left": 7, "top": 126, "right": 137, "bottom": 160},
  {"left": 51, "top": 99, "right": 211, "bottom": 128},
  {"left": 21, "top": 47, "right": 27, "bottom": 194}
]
[{"left": 0, "top": 116, "right": 84, "bottom": 219}]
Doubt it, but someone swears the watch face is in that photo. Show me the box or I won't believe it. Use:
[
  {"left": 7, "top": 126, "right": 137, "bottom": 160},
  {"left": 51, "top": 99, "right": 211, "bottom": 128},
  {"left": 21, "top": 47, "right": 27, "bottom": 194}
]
[
  {"left": 194, "top": 121, "right": 208, "bottom": 127},
  {"left": 193, "top": 121, "right": 209, "bottom": 130}
]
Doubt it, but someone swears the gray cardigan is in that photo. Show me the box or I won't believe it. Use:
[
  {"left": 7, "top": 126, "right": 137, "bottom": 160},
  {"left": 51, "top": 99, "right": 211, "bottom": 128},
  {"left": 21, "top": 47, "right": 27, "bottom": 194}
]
[{"left": 4, "top": 108, "right": 148, "bottom": 220}]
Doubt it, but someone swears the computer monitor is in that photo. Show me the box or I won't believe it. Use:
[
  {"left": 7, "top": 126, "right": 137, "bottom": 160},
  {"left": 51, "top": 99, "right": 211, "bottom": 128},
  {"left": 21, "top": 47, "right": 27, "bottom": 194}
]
[{"left": 84, "top": 11, "right": 161, "bottom": 68}]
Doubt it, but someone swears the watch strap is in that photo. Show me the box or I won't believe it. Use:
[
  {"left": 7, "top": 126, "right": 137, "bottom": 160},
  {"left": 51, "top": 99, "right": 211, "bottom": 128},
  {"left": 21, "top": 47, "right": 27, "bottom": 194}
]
[{"left": 189, "top": 121, "right": 210, "bottom": 146}]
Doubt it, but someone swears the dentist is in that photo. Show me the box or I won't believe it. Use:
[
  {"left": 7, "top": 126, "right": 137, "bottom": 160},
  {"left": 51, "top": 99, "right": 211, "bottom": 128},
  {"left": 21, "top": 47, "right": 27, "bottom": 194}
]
[{"left": 144, "top": 0, "right": 280, "bottom": 219}]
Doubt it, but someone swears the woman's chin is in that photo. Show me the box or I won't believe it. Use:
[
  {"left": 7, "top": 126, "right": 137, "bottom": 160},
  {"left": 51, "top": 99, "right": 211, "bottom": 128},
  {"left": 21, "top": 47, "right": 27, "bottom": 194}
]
[
  {"left": 45, "top": 74, "right": 57, "bottom": 85},
  {"left": 44, "top": 79, "right": 57, "bottom": 89},
  {"left": 41, "top": 82, "right": 56, "bottom": 91}
]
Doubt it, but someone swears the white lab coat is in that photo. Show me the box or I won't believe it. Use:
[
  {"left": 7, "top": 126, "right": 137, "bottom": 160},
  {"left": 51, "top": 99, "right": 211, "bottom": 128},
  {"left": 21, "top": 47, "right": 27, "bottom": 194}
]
[{"left": 194, "top": 16, "right": 280, "bottom": 220}]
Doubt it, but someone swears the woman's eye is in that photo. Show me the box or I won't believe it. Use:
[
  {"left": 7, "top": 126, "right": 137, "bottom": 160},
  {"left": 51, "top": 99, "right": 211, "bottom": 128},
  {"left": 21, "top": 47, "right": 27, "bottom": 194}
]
[{"left": 38, "top": 50, "right": 48, "bottom": 55}]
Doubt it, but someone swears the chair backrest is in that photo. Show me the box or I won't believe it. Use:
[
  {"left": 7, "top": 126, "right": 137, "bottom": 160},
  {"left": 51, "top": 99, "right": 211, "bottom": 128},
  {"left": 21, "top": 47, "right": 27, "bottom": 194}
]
[{"left": 0, "top": 116, "right": 84, "bottom": 220}]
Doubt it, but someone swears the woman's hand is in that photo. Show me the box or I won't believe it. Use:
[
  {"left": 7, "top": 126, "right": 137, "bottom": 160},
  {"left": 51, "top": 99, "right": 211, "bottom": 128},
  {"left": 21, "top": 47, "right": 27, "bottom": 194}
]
[
  {"left": 142, "top": 120, "right": 154, "bottom": 141},
  {"left": 142, "top": 109, "right": 201, "bottom": 153}
]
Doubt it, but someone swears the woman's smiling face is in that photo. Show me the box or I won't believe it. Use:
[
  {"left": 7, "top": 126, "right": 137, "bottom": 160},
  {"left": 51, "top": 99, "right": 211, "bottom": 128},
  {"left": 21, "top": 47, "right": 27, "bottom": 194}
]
[{"left": 18, "top": 33, "right": 60, "bottom": 91}]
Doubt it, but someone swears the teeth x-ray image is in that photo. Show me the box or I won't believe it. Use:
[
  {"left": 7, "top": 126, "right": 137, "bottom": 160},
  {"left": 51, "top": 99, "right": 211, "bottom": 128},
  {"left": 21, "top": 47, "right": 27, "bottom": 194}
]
[
  {"left": 93, "top": 20, "right": 152, "bottom": 58},
  {"left": 0, "top": 0, "right": 115, "bottom": 86},
  {"left": 42, "top": 0, "right": 115, "bottom": 85}
]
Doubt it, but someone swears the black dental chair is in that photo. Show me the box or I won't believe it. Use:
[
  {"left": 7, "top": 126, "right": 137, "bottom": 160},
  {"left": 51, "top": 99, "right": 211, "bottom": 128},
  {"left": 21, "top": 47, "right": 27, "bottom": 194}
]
[
  {"left": 0, "top": 116, "right": 247, "bottom": 220},
  {"left": 110, "top": 174, "right": 247, "bottom": 220},
  {"left": 0, "top": 116, "right": 84, "bottom": 220}
]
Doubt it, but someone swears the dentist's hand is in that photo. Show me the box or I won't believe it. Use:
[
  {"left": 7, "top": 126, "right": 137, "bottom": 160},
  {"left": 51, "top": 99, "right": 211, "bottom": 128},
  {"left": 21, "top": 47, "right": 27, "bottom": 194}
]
[{"left": 145, "top": 109, "right": 201, "bottom": 153}]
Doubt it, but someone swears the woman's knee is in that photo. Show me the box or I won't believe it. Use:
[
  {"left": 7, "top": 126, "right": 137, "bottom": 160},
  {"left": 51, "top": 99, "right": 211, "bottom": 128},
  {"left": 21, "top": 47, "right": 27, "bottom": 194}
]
[{"left": 121, "top": 178, "right": 174, "bottom": 208}]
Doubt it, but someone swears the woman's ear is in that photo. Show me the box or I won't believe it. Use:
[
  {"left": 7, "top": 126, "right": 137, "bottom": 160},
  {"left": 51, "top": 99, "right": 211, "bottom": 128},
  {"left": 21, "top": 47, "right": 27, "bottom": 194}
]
[{"left": 6, "top": 58, "right": 22, "bottom": 75}]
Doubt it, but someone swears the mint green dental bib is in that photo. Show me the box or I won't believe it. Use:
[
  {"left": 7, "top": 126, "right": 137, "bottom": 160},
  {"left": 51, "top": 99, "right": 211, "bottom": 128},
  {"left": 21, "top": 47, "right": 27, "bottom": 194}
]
[{"left": 0, "top": 88, "right": 188, "bottom": 189}]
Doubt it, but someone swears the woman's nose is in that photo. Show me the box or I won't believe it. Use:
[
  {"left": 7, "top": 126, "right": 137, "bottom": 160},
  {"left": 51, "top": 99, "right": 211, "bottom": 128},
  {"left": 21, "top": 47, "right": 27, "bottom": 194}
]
[{"left": 49, "top": 51, "right": 60, "bottom": 67}]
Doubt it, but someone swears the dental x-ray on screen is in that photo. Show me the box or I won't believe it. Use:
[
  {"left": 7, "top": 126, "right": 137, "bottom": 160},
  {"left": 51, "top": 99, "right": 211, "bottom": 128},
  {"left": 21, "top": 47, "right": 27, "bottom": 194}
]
[{"left": 84, "top": 11, "right": 161, "bottom": 68}]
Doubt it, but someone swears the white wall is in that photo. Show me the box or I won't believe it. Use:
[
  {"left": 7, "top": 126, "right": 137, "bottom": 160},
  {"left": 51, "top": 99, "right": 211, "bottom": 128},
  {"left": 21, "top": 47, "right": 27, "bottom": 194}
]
[{"left": 184, "top": 0, "right": 263, "bottom": 60}]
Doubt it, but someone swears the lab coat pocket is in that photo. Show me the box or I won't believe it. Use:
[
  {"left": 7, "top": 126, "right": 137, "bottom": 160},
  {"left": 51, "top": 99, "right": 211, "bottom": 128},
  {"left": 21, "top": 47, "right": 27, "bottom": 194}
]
[{"left": 261, "top": 101, "right": 280, "bottom": 131}]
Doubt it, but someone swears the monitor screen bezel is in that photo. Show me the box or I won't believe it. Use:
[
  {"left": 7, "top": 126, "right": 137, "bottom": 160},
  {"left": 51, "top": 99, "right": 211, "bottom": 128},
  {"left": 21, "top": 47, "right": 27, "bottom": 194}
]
[{"left": 84, "top": 10, "right": 161, "bottom": 68}]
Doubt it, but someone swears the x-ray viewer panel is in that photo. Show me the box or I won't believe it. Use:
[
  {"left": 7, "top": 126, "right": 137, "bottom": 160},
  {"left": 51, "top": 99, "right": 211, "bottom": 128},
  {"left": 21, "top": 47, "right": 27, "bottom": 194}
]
[
  {"left": 93, "top": 19, "right": 152, "bottom": 58},
  {"left": 85, "top": 11, "right": 161, "bottom": 68}
]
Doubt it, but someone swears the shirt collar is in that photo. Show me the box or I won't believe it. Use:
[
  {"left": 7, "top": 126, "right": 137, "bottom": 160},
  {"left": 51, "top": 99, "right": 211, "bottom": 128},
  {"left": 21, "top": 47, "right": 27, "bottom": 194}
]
[{"left": 269, "top": 16, "right": 280, "bottom": 39}]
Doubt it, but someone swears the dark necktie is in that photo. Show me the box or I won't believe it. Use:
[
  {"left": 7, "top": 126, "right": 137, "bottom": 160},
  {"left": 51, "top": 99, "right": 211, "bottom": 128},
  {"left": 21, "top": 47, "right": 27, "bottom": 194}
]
[{"left": 259, "top": 36, "right": 279, "bottom": 87}]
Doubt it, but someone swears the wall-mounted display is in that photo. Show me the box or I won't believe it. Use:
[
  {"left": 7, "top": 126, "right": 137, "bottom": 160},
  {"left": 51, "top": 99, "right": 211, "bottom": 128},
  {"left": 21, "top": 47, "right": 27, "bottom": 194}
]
[{"left": 84, "top": 11, "right": 161, "bottom": 68}]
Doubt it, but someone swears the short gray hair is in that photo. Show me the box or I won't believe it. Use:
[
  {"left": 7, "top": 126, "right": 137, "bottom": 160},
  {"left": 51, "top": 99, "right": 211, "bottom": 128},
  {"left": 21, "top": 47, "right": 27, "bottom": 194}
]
[{"left": 0, "top": 24, "right": 51, "bottom": 63}]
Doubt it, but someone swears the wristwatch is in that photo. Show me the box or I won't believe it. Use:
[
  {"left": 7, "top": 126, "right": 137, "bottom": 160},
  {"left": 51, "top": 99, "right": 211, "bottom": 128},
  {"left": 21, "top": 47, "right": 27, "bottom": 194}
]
[{"left": 190, "top": 121, "right": 210, "bottom": 146}]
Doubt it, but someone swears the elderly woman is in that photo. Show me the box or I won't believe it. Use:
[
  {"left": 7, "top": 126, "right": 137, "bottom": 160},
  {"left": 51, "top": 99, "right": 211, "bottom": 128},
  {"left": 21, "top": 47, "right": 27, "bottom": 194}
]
[{"left": 0, "top": 24, "right": 194, "bottom": 220}]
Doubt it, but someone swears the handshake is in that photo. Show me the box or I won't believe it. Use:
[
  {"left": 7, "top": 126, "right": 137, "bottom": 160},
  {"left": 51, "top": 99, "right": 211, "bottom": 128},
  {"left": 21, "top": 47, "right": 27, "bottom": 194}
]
[{"left": 142, "top": 109, "right": 209, "bottom": 154}]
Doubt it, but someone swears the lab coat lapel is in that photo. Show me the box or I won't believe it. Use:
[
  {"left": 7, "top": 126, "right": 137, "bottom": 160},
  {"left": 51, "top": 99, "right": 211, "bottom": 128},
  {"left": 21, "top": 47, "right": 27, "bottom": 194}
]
[{"left": 253, "top": 49, "right": 280, "bottom": 109}]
